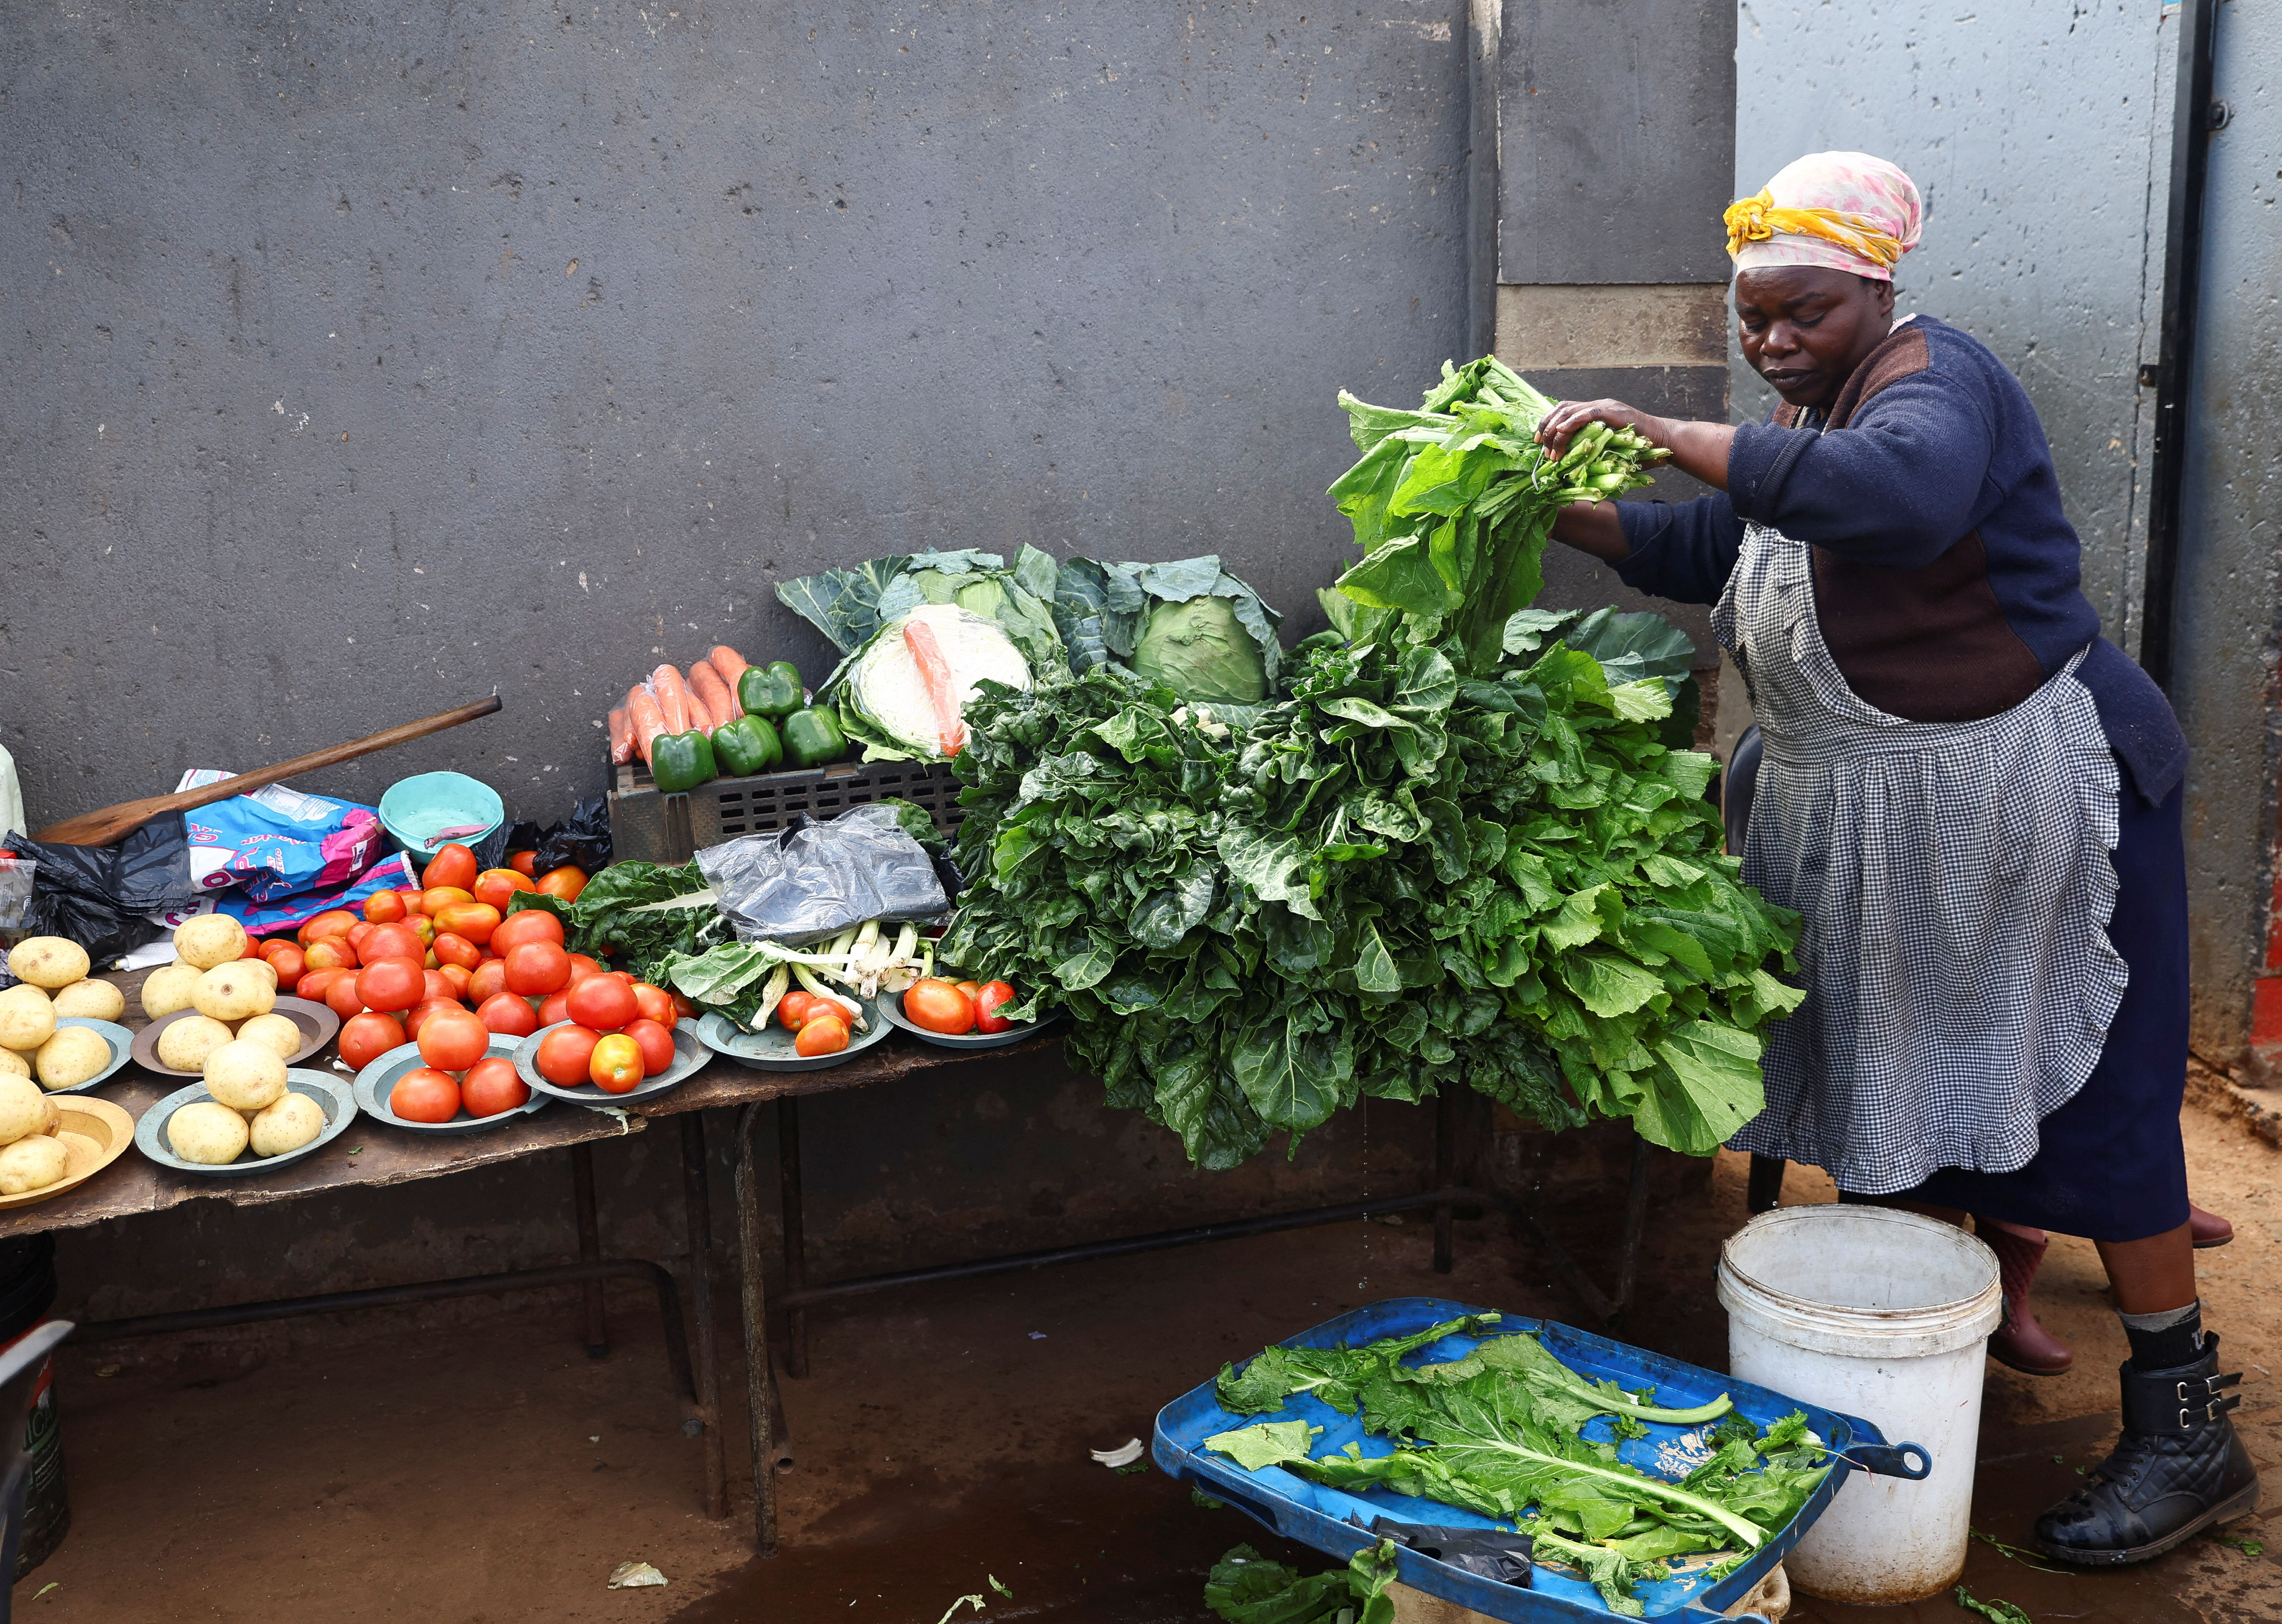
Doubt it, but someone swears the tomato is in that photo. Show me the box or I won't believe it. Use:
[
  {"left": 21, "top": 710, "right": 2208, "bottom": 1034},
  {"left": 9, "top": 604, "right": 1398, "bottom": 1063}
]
[
  {"left": 671, "top": 992, "right": 698, "bottom": 1020},
  {"left": 567, "top": 974, "right": 638, "bottom": 1032},
  {"left": 402, "top": 998, "right": 460, "bottom": 1041},
  {"left": 537, "top": 990, "right": 573, "bottom": 1027},
  {"left": 795, "top": 1016, "right": 850, "bottom": 1057},
  {"left": 903, "top": 978, "right": 975, "bottom": 1035},
  {"left": 421, "top": 969, "right": 457, "bottom": 1004},
  {"left": 478, "top": 991, "right": 540, "bottom": 1037},
  {"left": 361, "top": 923, "right": 425, "bottom": 965},
  {"left": 468, "top": 959, "right": 510, "bottom": 1004},
  {"left": 439, "top": 962, "right": 474, "bottom": 998},
  {"left": 776, "top": 991, "right": 817, "bottom": 1031},
  {"left": 472, "top": 867, "right": 536, "bottom": 912},
  {"left": 538, "top": 865, "right": 589, "bottom": 903},
  {"left": 420, "top": 885, "right": 475, "bottom": 919},
  {"left": 265, "top": 943, "right": 308, "bottom": 990},
  {"left": 624, "top": 1017, "right": 677, "bottom": 1075},
  {"left": 297, "top": 967, "right": 350, "bottom": 1005},
  {"left": 462, "top": 1056, "right": 529, "bottom": 1118},
  {"left": 417, "top": 1005, "right": 489, "bottom": 1071},
  {"left": 588, "top": 1033, "right": 645, "bottom": 1093},
  {"left": 324, "top": 974, "right": 369, "bottom": 1020},
  {"left": 356, "top": 958, "right": 425, "bottom": 1014},
  {"left": 492, "top": 910, "right": 566, "bottom": 954},
  {"left": 347, "top": 922, "right": 377, "bottom": 956},
  {"left": 508, "top": 849, "right": 539, "bottom": 877},
  {"left": 974, "top": 980, "right": 1019, "bottom": 1034},
  {"left": 631, "top": 982, "right": 676, "bottom": 1026},
  {"left": 302, "top": 936, "right": 359, "bottom": 974},
  {"left": 390, "top": 1065, "right": 462, "bottom": 1123},
  {"left": 434, "top": 901, "right": 502, "bottom": 947},
  {"left": 338, "top": 1011, "right": 407, "bottom": 1071},
  {"left": 564, "top": 952, "right": 605, "bottom": 987},
  {"left": 431, "top": 932, "right": 482, "bottom": 972},
  {"left": 504, "top": 941, "right": 572, "bottom": 996},
  {"left": 953, "top": 979, "right": 982, "bottom": 1000},
  {"left": 534, "top": 1024, "right": 602, "bottom": 1086},
  {"left": 405, "top": 914, "right": 437, "bottom": 947},
  {"left": 421, "top": 843, "right": 480, "bottom": 892},
  {"left": 298, "top": 909, "right": 359, "bottom": 947},
  {"left": 363, "top": 888, "right": 407, "bottom": 924}
]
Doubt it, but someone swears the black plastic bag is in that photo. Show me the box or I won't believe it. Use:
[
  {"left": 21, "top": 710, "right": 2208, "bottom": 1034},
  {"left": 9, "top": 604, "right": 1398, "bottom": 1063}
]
[
  {"left": 504, "top": 794, "right": 614, "bottom": 876},
  {"left": 695, "top": 803, "right": 949, "bottom": 943},
  {"left": 1368, "top": 1517, "right": 1534, "bottom": 1585},
  {"left": 2, "top": 815, "right": 200, "bottom": 969}
]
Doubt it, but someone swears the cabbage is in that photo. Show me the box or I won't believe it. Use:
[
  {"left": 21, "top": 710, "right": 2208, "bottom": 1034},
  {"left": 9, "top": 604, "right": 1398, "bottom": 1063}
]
[
  {"left": 1132, "top": 593, "right": 1267, "bottom": 704},
  {"left": 839, "top": 603, "right": 1032, "bottom": 761},
  {"left": 1052, "top": 554, "right": 1283, "bottom": 704},
  {"left": 777, "top": 547, "right": 1064, "bottom": 673}
]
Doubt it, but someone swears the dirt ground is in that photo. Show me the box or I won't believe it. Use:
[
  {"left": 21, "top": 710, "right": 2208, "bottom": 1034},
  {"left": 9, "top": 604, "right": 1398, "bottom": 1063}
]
[{"left": 8, "top": 1101, "right": 2279, "bottom": 1623}]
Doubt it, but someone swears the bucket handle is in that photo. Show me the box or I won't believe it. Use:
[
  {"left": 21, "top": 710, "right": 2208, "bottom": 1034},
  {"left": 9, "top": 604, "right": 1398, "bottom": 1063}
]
[{"left": 1834, "top": 1441, "right": 1931, "bottom": 1480}]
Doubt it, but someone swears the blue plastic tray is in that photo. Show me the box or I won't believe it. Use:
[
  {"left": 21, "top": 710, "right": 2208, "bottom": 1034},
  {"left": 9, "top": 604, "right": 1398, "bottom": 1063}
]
[{"left": 1153, "top": 1296, "right": 1922, "bottom": 1624}]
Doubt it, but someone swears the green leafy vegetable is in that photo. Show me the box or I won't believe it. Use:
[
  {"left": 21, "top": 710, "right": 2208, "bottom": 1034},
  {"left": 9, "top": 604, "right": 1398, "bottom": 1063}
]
[
  {"left": 1204, "top": 1541, "right": 1399, "bottom": 1624},
  {"left": 508, "top": 863, "right": 730, "bottom": 985},
  {"left": 1953, "top": 1584, "right": 2035, "bottom": 1624},
  {"left": 1056, "top": 554, "right": 1284, "bottom": 704},
  {"left": 777, "top": 546, "right": 1065, "bottom": 671}
]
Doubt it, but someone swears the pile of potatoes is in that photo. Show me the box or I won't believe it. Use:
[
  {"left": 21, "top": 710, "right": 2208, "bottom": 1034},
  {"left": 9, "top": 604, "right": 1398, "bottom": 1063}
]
[
  {"left": 139, "top": 916, "right": 305, "bottom": 1074},
  {"left": 166, "top": 1039, "right": 327, "bottom": 1166},
  {"left": 0, "top": 1077, "right": 70, "bottom": 1197},
  {"left": 1, "top": 935, "right": 124, "bottom": 1093}
]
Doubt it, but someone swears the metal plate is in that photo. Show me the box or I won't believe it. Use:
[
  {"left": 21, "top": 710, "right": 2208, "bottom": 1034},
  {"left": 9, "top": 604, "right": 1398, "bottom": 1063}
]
[
  {"left": 0, "top": 1096, "right": 136, "bottom": 1210},
  {"left": 694, "top": 998, "right": 893, "bottom": 1071},
  {"left": 38, "top": 1018, "right": 135, "bottom": 1094},
  {"left": 351, "top": 1035, "right": 549, "bottom": 1135},
  {"left": 513, "top": 1018, "right": 709, "bottom": 1106},
  {"left": 134, "top": 1071, "right": 358, "bottom": 1178},
  {"left": 132, "top": 997, "right": 341, "bottom": 1077},
  {"left": 877, "top": 992, "right": 1063, "bottom": 1050}
]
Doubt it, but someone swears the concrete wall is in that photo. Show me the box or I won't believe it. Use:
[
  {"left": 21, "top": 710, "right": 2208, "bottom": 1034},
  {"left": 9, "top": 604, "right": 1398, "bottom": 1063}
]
[{"left": 1, "top": 1, "right": 1472, "bottom": 828}]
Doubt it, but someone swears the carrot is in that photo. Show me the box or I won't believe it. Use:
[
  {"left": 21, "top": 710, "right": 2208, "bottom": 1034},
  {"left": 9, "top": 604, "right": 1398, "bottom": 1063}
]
[
  {"left": 687, "top": 659, "right": 738, "bottom": 732},
  {"left": 902, "top": 618, "right": 968, "bottom": 758},
  {"left": 608, "top": 706, "right": 633, "bottom": 765},
  {"left": 706, "top": 645, "right": 751, "bottom": 692},
  {"left": 628, "top": 684, "right": 668, "bottom": 767},
  {"left": 651, "top": 664, "right": 692, "bottom": 735}
]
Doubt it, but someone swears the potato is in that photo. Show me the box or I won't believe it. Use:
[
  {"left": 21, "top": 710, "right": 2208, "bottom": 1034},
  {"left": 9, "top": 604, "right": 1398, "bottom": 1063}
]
[
  {"left": 0, "top": 1051, "right": 26, "bottom": 1081},
  {"left": 0, "top": 988, "right": 55, "bottom": 1054},
  {"left": 8, "top": 938, "right": 89, "bottom": 991},
  {"left": 249, "top": 1091, "right": 325, "bottom": 1158},
  {"left": 49, "top": 979, "right": 126, "bottom": 1022},
  {"left": 33, "top": 1027, "right": 110, "bottom": 1092},
  {"left": 193, "top": 963, "right": 275, "bottom": 1024},
  {"left": 241, "top": 957, "right": 279, "bottom": 992},
  {"left": 0, "top": 1135, "right": 68, "bottom": 1196},
  {"left": 234, "top": 1013, "right": 304, "bottom": 1062},
  {"left": 173, "top": 914, "right": 248, "bottom": 971},
  {"left": 139, "top": 963, "right": 204, "bottom": 1021},
  {"left": 203, "top": 1040, "right": 287, "bottom": 1111},
  {"left": 155, "top": 1014, "right": 234, "bottom": 1074},
  {"left": 0, "top": 1078, "right": 49, "bottom": 1147},
  {"left": 166, "top": 1101, "right": 250, "bottom": 1165}
]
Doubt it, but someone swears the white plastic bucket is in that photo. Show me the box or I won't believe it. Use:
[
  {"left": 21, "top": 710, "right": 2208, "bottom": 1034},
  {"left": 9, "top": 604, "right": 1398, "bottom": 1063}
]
[{"left": 1718, "top": 1205, "right": 2002, "bottom": 1605}]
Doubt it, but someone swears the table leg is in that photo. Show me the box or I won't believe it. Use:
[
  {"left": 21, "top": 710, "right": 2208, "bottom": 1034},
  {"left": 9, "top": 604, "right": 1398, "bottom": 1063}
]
[
  {"left": 778, "top": 1095, "right": 809, "bottom": 1380},
  {"left": 1614, "top": 1135, "right": 1653, "bottom": 1318},
  {"left": 734, "top": 1101, "right": 781, "bottom": 1557},
  {"left": 1433, "top": 1087, "right": 1456, "bottom": 1275},
  {"left": 680, "top": 1111, "right": 727, "bottom": 1521},
  {"left": 570, "top": 1142, "right": 608, "bottom": 1358}
]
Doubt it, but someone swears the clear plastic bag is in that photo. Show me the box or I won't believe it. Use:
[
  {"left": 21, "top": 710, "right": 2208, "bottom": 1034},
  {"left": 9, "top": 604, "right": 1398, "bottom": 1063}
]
[
  {"left": 695, "top": 803, "right": 949, "bottom": 944},
  {"left": 0, "top": 858, "right": 34, "bottom": 932}
]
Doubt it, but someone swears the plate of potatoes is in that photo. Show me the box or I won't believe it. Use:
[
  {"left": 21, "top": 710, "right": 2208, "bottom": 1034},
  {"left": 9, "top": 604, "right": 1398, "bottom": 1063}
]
[
  {"left": 0, "top": 1075, "right": 135, "bottom": 1210},
  {"left": 135, "top": 1040, "right": 357, "bottom": 1178},
  {"left": 1, "top": 937, "right": 140, "bottom": 1093},
  {"left": 0, "top": 1018, "right": 134, "bottom": 1096},
  {"left": 132, "top": 997, "right": 340, "bottom": 1078}
]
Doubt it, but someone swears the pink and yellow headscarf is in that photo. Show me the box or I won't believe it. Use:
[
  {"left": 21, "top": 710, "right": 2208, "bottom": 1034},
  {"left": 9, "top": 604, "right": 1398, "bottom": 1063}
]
[{"left": 1724, "top": 152, "right": 1923, "bottom": 282}]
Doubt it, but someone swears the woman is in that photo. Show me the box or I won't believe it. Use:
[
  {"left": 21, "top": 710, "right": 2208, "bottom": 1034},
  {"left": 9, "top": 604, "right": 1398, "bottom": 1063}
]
[{"left": 1535, "top": 152, "right": 2254, "bottom": 1565}]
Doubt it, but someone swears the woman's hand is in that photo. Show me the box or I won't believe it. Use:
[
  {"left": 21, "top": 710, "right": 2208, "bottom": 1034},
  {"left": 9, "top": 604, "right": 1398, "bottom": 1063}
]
[{"left": 1535, "top": 399, "right": 1678, "bottom": 460}]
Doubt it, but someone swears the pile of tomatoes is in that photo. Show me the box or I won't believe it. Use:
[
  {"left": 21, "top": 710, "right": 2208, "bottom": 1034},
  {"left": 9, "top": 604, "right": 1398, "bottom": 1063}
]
[
  {"left": 768, "top": 989, "right": 860, "bottom": 1058},
  {"left": 900, "top": 976, "right": 1017, "bottom": 1037}
]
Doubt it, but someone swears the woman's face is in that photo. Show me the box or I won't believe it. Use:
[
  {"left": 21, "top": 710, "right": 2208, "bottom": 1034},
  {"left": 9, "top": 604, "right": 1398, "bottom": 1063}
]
[{"left": 1734, "top": 267, "right": 1897, "bottom": 409}]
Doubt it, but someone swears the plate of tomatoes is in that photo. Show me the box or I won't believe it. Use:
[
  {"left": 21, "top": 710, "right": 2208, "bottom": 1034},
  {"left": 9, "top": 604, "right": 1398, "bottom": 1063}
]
[
  {"left": 351, "top": 1033, "right": 547, "bottom": 1135},
  {"left": 514, "top": 1014, "right": 709, "bottom": 1105},
  {"left": 880, "top": 976, "right": 1058, "bottom": 1050},
  {"left": 695, "top": 986, "right": 887, "bottom": 1071}
]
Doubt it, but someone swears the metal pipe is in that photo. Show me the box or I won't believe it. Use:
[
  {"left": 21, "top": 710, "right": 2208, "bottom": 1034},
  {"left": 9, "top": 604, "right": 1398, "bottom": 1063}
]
[
  {"left": 2138, "top": 0, "right": 2223, "bottom": 689},
  {"left": 680, "top": 1110, "right": 727, "bottom": 1521},
  {"left": 570, "top": 1142, "right": 608, "bottom": 1358},
  {"left": 733, "top": 1101, "right": 781, "bottom": 1558},
  {"left": 777, "top": 1095, "right": 809, "bottom": 1380},
  {"left": 76, "top": 1260, "right": 696, "bottom": 1403}
]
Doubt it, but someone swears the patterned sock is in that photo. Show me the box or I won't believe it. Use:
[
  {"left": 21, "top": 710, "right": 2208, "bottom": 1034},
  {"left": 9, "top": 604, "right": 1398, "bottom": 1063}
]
[{"left": 2118, "top": 1300, "right": 2202, "bottom": 1369}]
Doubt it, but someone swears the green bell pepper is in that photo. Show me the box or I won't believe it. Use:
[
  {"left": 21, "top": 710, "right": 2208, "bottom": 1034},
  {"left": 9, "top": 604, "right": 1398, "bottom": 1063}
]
[
  {"left": 737, "top": 661, "right": 805, "bottom": 721},
  {"left": 650, "top": 729, "right": 717, "bottom": 794},
  {"left": 712, "top": 713, "right": 783, "bottom": 779},
  {"left": 781, "top": 706, "right": 847, "bottom": 769}
]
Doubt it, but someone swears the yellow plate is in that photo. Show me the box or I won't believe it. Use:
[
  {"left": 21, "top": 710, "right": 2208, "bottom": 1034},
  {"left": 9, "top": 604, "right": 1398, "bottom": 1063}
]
[{"left": 0, "top": 1096, "right": 135, "bottom": 1210}]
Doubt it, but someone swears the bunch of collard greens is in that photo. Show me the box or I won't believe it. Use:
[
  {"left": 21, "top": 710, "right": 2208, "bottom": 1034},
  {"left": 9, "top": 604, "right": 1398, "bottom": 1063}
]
[
  {"left": 505, "top": 862, "right": 729, "bottom": 986},
  {"left": 1204, "top": 1541, "right": 1399, "bottom": 1624},
  {"left": 1204, "top": 1317, "right": 1830, "bottom": 1617}
]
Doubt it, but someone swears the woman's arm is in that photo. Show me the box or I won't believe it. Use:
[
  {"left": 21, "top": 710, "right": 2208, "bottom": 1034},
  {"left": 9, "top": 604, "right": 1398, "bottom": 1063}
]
[{"left": 1536, "top": 399, "right": 1738, "bottom": 491}]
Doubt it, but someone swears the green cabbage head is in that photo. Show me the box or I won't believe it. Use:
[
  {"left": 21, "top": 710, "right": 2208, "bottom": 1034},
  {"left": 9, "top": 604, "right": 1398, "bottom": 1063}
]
[{"left": 1131, "top": 594, "right": 1268, "bottom": 704}]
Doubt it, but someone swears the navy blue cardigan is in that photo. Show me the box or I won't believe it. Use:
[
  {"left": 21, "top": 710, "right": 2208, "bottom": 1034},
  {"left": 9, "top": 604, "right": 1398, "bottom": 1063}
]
[{"left": 1610, "top": 316, "right": 2185, "bottom": 804}]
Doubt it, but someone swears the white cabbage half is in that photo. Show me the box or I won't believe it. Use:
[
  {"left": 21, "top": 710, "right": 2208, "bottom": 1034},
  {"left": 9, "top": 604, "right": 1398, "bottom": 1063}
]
[{"left": 847, "top": 601, "right": 1032, "bottom": 758}]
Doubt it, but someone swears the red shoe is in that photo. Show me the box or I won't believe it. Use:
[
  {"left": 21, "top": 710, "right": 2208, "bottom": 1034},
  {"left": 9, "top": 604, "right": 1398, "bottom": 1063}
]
[
  {"left": 1981, "top": 1222, "right": 2074, "bottom": 1375},
  {"left": 2190, "top": 1203, "right": 2233, "bottom": 1249}
]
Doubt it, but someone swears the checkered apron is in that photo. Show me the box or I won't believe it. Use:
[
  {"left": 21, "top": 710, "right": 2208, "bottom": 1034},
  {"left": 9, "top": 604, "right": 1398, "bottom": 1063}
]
[{"left": 1714, "top": 522, "right": 2128, "bottom": 1194}]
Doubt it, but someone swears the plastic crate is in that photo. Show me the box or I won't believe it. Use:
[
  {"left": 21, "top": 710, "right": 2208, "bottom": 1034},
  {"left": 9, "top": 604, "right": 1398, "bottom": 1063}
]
[
  {"left": 605, "top": 754, "right": 966, "bottom": 866},
  {"left": 1153, "top": 1296, "right": 1925, "bottom": 1624}
]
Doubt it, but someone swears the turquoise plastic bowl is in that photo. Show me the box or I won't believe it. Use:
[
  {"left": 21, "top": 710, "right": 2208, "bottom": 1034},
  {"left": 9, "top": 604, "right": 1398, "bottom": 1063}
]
[{"left": 377, "top": 771, "right": 507, "bottom": 862}]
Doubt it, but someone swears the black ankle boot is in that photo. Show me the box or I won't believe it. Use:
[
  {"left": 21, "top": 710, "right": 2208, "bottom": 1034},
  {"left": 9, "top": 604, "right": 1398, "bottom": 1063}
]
[{"left": 2033, "top": 1333, "right": 2260, "bottom": 1565}]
